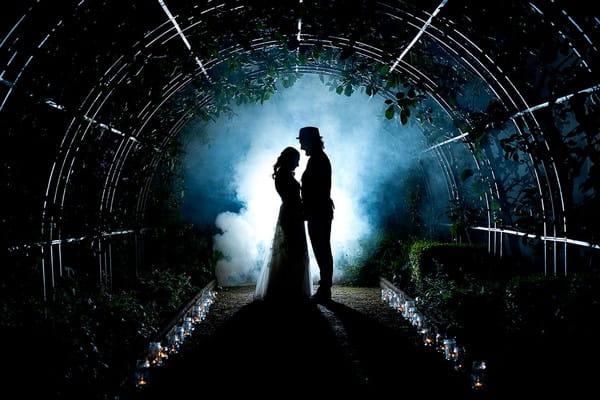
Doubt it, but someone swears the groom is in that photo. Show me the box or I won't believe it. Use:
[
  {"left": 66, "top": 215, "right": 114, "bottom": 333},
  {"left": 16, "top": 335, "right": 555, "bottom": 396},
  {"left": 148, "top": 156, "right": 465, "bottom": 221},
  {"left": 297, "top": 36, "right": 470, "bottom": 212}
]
[{"left": 297, "top": 127, "right": 334, "bottom": 303}]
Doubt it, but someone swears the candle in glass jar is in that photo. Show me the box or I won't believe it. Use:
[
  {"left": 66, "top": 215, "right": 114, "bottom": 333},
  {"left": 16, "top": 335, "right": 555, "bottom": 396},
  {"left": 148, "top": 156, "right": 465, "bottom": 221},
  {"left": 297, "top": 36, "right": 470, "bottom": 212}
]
[
  {"left": 471, "top": 360, "right": 487, "bottom": 390},
  {"left": 443, "top": 338, "right": 457, "bottom": 361}
]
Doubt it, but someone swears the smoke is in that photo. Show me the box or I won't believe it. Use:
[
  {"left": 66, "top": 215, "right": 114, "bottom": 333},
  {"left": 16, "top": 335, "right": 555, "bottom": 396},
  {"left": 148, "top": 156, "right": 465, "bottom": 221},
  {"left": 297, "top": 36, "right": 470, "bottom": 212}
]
[{"left": 180, "top": 74, "right": 427, "bottom": 286}]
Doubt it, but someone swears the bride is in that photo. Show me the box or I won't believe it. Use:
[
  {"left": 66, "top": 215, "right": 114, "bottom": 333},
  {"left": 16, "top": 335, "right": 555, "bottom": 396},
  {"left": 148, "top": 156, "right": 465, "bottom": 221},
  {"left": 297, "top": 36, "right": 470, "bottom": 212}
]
[{"left": 255, "top": 147, "right": 312, "bottom": 301}]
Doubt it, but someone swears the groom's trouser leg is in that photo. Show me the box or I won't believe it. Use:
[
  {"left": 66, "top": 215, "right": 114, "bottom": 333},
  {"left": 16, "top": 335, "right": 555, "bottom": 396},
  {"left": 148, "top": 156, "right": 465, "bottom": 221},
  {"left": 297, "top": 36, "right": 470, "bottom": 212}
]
[{"left": 308, "top": 218, "right": 333, "bottom": 290}]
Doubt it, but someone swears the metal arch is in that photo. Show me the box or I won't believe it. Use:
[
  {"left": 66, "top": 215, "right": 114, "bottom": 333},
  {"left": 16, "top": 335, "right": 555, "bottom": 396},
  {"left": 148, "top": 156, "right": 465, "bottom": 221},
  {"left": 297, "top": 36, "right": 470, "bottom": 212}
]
[
  {"left": 142, "top": 1, "right": 596, "bottom": 273},
  {"left": 126, "top": 37, "right": 457, "bottom": 215},
  {"left": 425, "top": 9, "right": 577, "bottom": 274},
  {"left": 136, "top": 110, "right": 199, "bottom": 222},
  {"left": 2, "top": 0, "right": 597, "bottom": 300},
  {"left": 128, "top": 62, "right": 467, "bottom": 246},
  {"left": 0, "top": 4, "right": 501, "bottom": 250},
  {"left": 382, "top": 0, "right": 597, "bottom": 273},
  {"left": 128, "top": 1, "right": 509, "bottom": 243},
  {"left": 113, "top": 43, "right": 486, "bottom": 251},
  {"left": 130, "top": 60, "right": 454, "bottom": 223},
  {"left": 111, "top": 0, "right": 599, "bottom": 275}
]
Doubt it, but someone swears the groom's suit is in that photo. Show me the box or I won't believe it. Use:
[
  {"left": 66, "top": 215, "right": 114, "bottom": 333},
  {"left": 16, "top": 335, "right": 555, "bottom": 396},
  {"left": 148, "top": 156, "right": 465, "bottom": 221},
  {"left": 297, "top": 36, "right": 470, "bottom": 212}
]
[{"left": 301, "top": 149, "right": 334, "bottom": 294}]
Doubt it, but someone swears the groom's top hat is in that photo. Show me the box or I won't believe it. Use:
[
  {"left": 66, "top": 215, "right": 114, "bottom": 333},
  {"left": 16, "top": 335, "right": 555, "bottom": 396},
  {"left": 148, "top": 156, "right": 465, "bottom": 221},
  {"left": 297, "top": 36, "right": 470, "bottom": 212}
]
[{"left": 297, "top": 126, "right": 322, "bottom": 140}]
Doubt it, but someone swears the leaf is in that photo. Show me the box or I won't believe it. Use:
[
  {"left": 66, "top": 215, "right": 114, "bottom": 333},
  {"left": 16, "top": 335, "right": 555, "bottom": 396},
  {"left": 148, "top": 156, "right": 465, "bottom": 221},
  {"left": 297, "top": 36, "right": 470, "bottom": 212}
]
[
  {"left": 282, "top": 74, "right": 297, "bottom": 88},
  {"left": 460, "top": 168, "right": 474, "bottom": 181},
  {"left": 458, "top": 124, "right": 469, "bottom": 133},
  {"left": 273, "top": 31, "right": 285, "bottom": 42},
  {"left": 400, "top": 109, "right": 408, "bottom": 125},
  {"left": 286, "top": 38, "right": 299, "bottom": 51},
  {"left": 340, "top": 46, "right": 354, "bottom": 60},
  {"left": 384, "top": 99, "right": 393, "bottom": 105},
  {"left": 336, "top": 85, "right": 343, "bottom": 95},
  {"left": 386, "top": 74, "right": 401, "bottom": 89},
  {"left": 344, "top": 85, "right": 353, "bottom": 96},
  {"left": 385, "top": 106, "right": 395, "bottom": 120},
  {"left": 491, "top": 198, "right": 501, "bottom": 212}
]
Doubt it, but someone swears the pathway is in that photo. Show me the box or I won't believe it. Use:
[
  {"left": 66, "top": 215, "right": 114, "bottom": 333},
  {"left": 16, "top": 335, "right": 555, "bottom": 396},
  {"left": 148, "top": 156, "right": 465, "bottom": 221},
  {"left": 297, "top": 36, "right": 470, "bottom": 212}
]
[{"left": 124, "top": 285, "right": 476, "bottom": 398}]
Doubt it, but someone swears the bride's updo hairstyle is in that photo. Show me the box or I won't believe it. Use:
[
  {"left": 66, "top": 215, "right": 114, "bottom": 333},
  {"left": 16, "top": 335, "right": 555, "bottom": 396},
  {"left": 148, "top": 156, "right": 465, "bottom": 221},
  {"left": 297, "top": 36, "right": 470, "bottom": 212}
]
[{"left": 273, "top": 146, "right": 300, "bottom": 179}]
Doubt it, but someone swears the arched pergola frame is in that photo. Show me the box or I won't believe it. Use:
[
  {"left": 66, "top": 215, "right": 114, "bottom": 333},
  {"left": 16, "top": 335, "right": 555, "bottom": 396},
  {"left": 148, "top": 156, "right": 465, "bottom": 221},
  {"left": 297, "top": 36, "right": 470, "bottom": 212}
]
[{"left": 1, "top": 0, "right": 598, "bottom": 300}]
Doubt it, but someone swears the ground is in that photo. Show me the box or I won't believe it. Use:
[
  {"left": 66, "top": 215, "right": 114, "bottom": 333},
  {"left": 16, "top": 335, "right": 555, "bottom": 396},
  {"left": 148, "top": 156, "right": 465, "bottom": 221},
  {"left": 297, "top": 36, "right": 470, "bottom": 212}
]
[{"left": 124, "top": 284, "right": 482, "bottom": 398}]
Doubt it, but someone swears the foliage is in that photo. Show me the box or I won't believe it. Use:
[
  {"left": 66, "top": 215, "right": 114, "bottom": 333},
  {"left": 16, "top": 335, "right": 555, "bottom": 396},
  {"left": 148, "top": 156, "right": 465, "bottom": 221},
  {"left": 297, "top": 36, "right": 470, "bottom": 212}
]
[
  {"left": 342, "top": 231, "right": 411, "bottom": 287},
  {"left": 504, "top": 272, "right": 600, "bottom": 338},
  {"left": 415, "top": 268, "right": 506, "bottom": 356},
  {"left": 407, "top": 240, "right": 488, "bottom": 290},
  {"left": 465, "top": 100, "right": 511, "bottom": 153},
  {"left": 445, "top": 198, "right": 479, "bottom": 243},
  {"left": 402, "top": 166, "right": 428, "bottom": 238},
  {"left": 143, "top": 221, "right": 221, "bottom": 287},
  {"left": 2, "top": 136, "right": 218, "bottom": 398},
  {"left": 211, "top": 45, "right": 429, "bottom": 126},
  {"left": 341, "top": 161, "right": 449, "bottom": 287},
  {"left": 405, "top": 240, "right": 514, "bottom": 354},
  {"left": 504, "top": 273, "right": 566, "bottom": 335},
  {"left": 562, "top": 272, "right": 600, "bottom": 338},
  {"left": 402, "top": 241, "right": 600, "bottom": 360},
  {"left": 322, "top": 60, "right": 427, "bottom": 125},
  {"left": 0, "top": 253, "right": 45, "bottom": 331},
  {"left": 3, "top": 262, "right": 208, "bottom": 399},
  {"left": 416, "top": 271, "right": 473, "bottom": 335},
  {"left": 138, "top": 267, "right": 198, "bottom": 321}
]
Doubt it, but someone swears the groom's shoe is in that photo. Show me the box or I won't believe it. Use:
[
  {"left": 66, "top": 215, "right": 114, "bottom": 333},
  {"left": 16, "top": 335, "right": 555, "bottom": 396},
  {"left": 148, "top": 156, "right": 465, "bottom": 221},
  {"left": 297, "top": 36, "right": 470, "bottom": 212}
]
[{"left": 311, "top": 288, "right": 332, "bottom": 304}]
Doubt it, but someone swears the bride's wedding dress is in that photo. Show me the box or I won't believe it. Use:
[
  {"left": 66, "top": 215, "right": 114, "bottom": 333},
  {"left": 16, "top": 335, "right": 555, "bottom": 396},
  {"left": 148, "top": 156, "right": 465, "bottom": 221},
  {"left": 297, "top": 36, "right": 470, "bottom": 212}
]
[{"left": 255, "top": 170, "right": 312, "bottom": 300}]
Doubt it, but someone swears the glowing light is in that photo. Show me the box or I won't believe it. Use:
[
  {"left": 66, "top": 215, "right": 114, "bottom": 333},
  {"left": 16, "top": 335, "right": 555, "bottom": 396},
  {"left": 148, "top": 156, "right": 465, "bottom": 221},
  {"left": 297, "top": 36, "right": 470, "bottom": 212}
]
[{"left": 182, "top": 75, "right": 427, "bottom": 286}]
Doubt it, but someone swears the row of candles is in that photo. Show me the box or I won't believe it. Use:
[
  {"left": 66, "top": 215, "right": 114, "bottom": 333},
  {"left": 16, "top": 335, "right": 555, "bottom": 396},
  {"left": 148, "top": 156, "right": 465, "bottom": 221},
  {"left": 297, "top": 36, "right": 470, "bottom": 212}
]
[
  {"left": 381, "top": 288, "right": 487, "bottom": 391},
  {"left": 134, "top": 288, "right": 218, "bottom": 388}
]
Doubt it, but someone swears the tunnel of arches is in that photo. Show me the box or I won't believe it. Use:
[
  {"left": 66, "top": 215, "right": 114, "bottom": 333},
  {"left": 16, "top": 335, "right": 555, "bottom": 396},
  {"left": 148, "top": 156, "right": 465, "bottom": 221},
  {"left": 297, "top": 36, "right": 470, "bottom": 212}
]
[
  {"left": 1, "top": 0, "right": 598, "bottom": 397},
  {"left": 3, "top": 0, "right": 597, "bottom": 295}
]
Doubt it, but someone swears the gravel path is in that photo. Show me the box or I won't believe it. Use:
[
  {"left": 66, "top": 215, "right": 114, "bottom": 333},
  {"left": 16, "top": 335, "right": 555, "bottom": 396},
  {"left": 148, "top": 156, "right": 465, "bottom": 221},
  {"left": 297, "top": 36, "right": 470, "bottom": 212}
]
[
  {"left": 126, "top": 285, "right": 473, "bottom": 399},
  {"left": 200, "top": 285, "right": 418, "bottom": 337}
]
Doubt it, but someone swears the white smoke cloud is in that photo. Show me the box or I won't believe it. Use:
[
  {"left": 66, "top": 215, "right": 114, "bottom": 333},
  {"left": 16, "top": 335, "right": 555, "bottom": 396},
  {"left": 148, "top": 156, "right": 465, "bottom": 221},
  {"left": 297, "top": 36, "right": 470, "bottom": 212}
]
[{"left": 181, "top": 74, "right": 426, "bottom": 286}]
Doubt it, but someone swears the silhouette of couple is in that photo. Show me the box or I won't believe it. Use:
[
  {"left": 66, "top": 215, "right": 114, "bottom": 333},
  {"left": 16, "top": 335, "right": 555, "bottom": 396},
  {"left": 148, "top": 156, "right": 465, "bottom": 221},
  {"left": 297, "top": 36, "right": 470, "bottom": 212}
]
[{"left": 255, "top": 127, "right": 334, "bottom": 304}]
